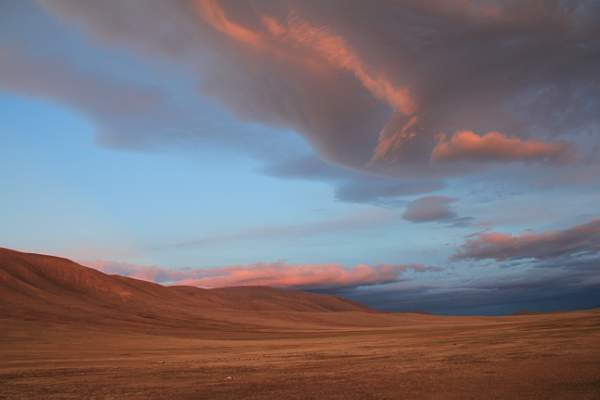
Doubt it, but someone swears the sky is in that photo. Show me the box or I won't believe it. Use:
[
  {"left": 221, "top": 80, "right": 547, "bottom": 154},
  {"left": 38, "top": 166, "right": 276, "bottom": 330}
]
[{"left": 2, "top": 0, "right": 600, "bottom": 315}]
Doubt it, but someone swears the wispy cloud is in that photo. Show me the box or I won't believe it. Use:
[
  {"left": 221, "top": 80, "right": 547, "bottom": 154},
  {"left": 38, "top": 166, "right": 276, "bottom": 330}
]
[
  {"left": 264, "top": 155, "right": 445, "bottom": 205},
  {"left": 163, "top": 209, "right": 398, "bottom": 249}
]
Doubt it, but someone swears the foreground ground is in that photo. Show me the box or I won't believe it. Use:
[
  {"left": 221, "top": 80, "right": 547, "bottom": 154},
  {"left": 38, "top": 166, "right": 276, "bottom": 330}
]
[
  {"left": 1, "top": 248, "right": 600, "bottom": 399},
  {"left": 2, "top": 309, "right": 600, "bottom": 400}
]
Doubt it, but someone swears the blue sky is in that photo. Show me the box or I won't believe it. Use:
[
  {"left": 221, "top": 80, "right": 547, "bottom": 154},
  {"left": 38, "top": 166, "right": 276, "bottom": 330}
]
[
  {"left": 1, "top": 92, "right": 453, "bottom": 268},
  {"left": 2, "top": 0, "right": 600, "bottom": 314}
]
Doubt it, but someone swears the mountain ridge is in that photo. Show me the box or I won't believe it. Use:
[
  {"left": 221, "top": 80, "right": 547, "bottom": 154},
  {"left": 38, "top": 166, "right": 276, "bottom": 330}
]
[{"left": 0, "top": 247, "right": 376, "bottom": 332}]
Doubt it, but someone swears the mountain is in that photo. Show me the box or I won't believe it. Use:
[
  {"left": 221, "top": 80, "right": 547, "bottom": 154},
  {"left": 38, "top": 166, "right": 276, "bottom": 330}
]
[{"left": 0, "top": 247, "right": 373, "bottom": 333}]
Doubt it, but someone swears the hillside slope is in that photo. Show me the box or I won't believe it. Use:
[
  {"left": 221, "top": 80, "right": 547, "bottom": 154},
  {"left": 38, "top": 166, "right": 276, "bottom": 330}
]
[{"left": 0, "top": 247, "right": 370, "bottom": 331}]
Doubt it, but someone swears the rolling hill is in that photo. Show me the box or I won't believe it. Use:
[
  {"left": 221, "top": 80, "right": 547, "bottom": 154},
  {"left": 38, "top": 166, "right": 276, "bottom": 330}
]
[{"left": 0, "top": 247, "right": 373, "bottom": 332}]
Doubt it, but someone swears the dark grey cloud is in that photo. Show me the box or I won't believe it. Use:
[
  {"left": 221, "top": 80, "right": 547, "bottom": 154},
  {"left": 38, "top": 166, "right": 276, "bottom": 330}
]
[
  {"left": 454, "top": 218, "right": 600, "bottom": 261},
  {"left": 343, "top": 259, "right": 600, "bottom": 315},
  {"left": 30, "top": 0, "right": 600, "bottom": 176}
]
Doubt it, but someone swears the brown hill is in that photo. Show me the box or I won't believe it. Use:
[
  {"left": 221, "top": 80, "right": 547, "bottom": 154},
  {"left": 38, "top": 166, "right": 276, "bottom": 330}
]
[{"left": 0, "top": 247, "right": 372, "bottom": 332}]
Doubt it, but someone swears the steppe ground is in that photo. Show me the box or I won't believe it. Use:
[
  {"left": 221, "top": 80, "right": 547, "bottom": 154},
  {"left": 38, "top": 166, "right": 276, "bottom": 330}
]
[{"left": 2, "top": 309, "right": 600, "bottom": 400}]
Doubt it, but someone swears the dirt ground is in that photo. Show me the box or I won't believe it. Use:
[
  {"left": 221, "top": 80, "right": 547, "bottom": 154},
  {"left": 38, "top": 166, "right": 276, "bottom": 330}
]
[{"left": 2, "top": 309, "right": 600, "bottom": 400}]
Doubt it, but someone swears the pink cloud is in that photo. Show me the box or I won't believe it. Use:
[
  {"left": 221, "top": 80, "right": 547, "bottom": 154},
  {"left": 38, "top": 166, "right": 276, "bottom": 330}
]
[
  {"left": 87, "top": 260, "right": 435, "bottom": 290},
  {"left": 431, "top": 131, "right": 573, "bottom": 164},
  {"left": 195, "top": 0, "right": 416, "bottom": 116}
]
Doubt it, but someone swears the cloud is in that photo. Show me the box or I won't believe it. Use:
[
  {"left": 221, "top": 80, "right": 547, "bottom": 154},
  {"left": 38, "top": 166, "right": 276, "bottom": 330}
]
[
  {"left": 88, "top": 260, "right": 434, "bottom": 290},
  {"left": 31, "top": 0, "right": 599, "bottom": 177},
  {"left": 334, "top": 179, "right": 443, "bottom": 205},
  {"left": 0, "top": 3, "right": 299, "bottom": 158},
  {"left": 256, "top": 9, "right": 417, "bottom": 115},
  {"left": 177, "top": 263, "right": 432, "bottom": 290},
  {"left": 263, "top": 156, "right": 349, "bottom": 182},
  {"left": 264, "top": 155, "right": 444, "bottom": 205},
  {"left": 88, "top": 260, "right": 182, "bottom": 283},
  {"left": 90, "top": 254, "right": 600, "bottom": 315},
  {"left": 349, "top": 260, "right": 600, "bottom": 315},
  {"left": 454, "top": 218, "right": 600, "bottom": 261},
  {"left": 160, "top": 209, "right": 398, "bottom": 249},
  {"left": 431, "top": 131, "right": 574, "bottom": 164},
  {"left": 0, "top": 46, "right": 166, "bottom": 149},
  {"left": 402, "top": 196, "right": 456, "bottom": 223}
]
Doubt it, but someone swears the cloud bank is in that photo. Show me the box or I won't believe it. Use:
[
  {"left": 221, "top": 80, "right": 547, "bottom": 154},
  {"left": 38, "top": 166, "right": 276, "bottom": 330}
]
[
  {"left": 89, "top": 260, "right": 434, "bottom": 290},
  {"left": 350, "top": 262, "right": 600, "bottom": 315},
  {"left": 454, "top": 219, "right": 600, "bottom": 261},
  {"left": 20, "top": 0, "right": 600, "bottom": 175}
]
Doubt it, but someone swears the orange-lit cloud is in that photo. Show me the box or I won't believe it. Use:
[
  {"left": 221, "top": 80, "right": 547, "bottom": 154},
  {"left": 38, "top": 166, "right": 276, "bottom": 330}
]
[
  {"left": 431, "top": 131, "right": 573, "bottom": 164},
  {"left": 371, "top": 115, "right": 419, "bottom": 163},
  {"left": 268, "top": 14, "right": 415, "bottom": 115},
  {"left": 89, "top": 260, "right": 434, "bottom": 290},
  {"left": 178, "top": 263, "right": 431, "bottom": 289},
  {"left": 195, "top": 0, "right": 264, "bottom": 49},
  {"left": 194, "top": 0, "right": 414, "bottom": 115}
]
